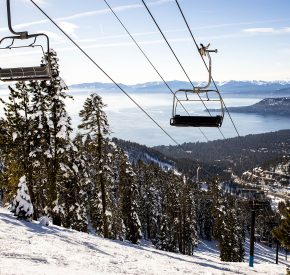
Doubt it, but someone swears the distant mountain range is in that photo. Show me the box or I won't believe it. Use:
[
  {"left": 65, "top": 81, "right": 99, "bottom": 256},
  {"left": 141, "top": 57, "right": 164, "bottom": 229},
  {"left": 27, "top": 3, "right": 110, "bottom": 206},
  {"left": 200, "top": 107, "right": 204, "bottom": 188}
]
[
  {"left": 212, "top": 97, "right": 290, "bottom": 116},
  {"left": 1, "top": 80, "right": 290, "bottom": 96},
  {"left": 68, "top": 80, "right": 290, "bottom": 95}
]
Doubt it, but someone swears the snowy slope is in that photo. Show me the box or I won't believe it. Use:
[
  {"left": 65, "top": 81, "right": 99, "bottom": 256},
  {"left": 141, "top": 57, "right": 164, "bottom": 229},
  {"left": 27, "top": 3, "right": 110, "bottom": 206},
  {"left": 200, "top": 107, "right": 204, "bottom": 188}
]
[{"left": 0, "top": 207, "right": 288, "bottom": 275}]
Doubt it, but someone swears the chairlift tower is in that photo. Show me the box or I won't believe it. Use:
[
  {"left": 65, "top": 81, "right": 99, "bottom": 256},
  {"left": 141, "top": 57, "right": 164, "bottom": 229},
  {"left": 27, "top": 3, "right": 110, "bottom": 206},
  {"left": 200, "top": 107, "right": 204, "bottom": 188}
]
[{"left": 248, "top": 199, "right": 269, "bottom": 267}]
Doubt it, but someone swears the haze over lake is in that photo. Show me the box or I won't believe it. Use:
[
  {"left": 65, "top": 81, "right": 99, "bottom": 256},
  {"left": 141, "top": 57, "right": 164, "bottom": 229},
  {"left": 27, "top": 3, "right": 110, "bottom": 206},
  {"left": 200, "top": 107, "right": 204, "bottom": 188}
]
[
  {"left": 66, "top": 89, "right": 290, "bottom": 146},
  {"left": 0, "top": 88, "right": 288, "bottom": 146}
]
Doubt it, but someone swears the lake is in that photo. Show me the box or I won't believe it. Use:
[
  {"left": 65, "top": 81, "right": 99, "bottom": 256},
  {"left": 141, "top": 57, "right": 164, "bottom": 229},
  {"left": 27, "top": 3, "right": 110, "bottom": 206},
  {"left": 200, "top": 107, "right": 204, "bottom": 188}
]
[
  {"left": 66, "top": 90, "right": 290, "bottom": 146},
  {"left": 0, "top": 89, "right": 289, "bottom": 146}
]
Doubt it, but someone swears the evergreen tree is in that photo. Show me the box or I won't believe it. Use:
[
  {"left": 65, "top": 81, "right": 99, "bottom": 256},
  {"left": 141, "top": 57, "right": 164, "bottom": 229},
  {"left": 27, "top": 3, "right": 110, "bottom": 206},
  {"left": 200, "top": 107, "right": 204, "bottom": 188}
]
[
  {"left": 196, "top": 190, "right": 213, "bottom": 241},
  {"left": 180, "top": 180, "right": 198, "bottom": 255},
  {"left": 119, "top": 151, "right": 141, "bottom": 244},
  {"left": 273, "top": 207, "right": 290, "bottom": 250},
  {"left": 31, "top": 50, "right": 83, "bottom": 226},
  {"left": 135, "top": 161, "right": 160, "bottom": 243},
  {"left": 157, "top": 171, "right": 181, "bottom": 253},
  {"left": 78, "top": 93, "right": 111, "bottom": 238},
  {"left": 109, "top": 144, "right": 126, "bottom": 241},
  {"left": 10, "top": 175, "right": 34, "bottom": 220},
  {"left": 1, "top": 50, "right": 87, "bottom": 228},
  {"left": 0, "top": 83, "right": 34, "bottom": 209},
  {"left": 211, "top": 180, "right": 244, "bottom": 262}
]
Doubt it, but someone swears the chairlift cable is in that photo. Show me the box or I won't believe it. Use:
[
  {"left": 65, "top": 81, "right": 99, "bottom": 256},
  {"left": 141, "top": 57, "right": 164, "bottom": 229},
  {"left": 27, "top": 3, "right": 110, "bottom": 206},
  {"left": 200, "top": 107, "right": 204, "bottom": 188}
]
[
  {"left": 141, "top": 0, "right": 225, "bottom": 139},
  {"left": 30, "top": 0, "right": 180, "bottom": 146},
  {"left": 30, "top": 0, "right": 230, "bottom": 177},
  {"left": 103, "top": 0, "right": 209, "bottom": 142},
  {"left": 141, "top": 1, "right": 211, "bottom": 114},
  {"left": 174, "top": 0, "right": 240, "bottom": 138}
]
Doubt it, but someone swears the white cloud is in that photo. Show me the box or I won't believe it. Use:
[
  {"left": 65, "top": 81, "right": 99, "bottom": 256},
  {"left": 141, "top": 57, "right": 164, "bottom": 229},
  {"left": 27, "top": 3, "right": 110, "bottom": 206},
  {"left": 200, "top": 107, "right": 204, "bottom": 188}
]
[
  {"left": 243, "top": 28, "right": 275, "bottom": 33},
  {"left": 58, "top": 22, "right": 79, "bottom": 39},
  {"left": 32, "top": 0, "right": 48, "bottom": 4},
  {"left": 142, "top": 0, "right": 176, "bottom": 7},
  {"left": 0, "top": 20, "right": 48, "bottom": 33},
  {"left": 243, "top": 27, "right": 290, "bottom": 34},
  {"left": 22, "top": 0, "right": 49, "bottom": 5},
  {"left": 19, "top": 0, "right": 175, "bottom": 27},
  {"left": 39, "top": 30, "right": 63, "bottom": 41},
  {"left": 55, "top": 4, "right": 142, "bottom": 22}
]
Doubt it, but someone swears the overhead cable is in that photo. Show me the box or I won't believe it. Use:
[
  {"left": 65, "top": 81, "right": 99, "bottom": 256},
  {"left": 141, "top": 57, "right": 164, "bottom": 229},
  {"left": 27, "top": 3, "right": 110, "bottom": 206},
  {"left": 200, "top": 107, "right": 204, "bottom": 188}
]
[
  {"left": 30, "top": 0, "right": 180, "bottom": 146},
  {"left": 103, "top": 0, "right": 209, "bottom": 142},
  {"left": 141, "top": 0, "right": 226, "bottom": 139},
  {"left": 174, "top": 0, "right": 240, "bottom": 137}
]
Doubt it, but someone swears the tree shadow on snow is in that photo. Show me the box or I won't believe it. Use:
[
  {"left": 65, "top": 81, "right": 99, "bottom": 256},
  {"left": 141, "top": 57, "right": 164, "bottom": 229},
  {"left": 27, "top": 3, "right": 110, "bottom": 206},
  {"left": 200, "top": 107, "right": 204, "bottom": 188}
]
[
  {"left": 109, "top": 239, "right": 233, "bottom": 272},
  {"left": 0, "top": 211, "right": 112, "bottom": 257}
]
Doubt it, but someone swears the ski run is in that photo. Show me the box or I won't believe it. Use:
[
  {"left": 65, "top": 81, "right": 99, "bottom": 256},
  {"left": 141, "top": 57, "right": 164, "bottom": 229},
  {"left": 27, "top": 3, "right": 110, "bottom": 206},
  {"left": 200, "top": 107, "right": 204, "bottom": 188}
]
[{"left": 0, "top": 207, "right": 288, "bottom": 275}]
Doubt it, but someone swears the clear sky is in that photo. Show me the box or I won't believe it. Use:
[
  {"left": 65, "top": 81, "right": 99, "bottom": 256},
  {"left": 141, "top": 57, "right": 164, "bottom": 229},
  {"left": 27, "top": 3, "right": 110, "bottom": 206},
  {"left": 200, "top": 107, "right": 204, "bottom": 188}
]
[{"left": 1, "top": 0, "right": 290, "bottom": 85}]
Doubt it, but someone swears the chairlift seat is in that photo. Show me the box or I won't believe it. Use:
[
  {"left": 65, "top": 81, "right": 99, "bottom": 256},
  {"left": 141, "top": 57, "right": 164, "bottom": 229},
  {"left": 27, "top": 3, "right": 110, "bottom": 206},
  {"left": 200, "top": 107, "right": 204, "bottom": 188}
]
[
  {"left": 170, "top": 115, "right": 223, "bottom": 127},
  {"left": 0, "top": 65, "right": 51, "bottom": 81}
]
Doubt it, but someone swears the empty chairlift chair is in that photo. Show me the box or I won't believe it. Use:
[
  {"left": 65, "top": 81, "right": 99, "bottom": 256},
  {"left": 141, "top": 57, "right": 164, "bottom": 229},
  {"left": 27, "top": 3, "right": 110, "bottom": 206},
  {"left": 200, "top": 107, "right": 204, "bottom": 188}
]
[
  {"left": 170, "top": 43, "right": 224, "bottom": 128},
  {"left": 0, "top": 0, "right": 52, "bottom": 82},
  {"left": 170, "top": 89, "right": 224, "bottom": 127}
]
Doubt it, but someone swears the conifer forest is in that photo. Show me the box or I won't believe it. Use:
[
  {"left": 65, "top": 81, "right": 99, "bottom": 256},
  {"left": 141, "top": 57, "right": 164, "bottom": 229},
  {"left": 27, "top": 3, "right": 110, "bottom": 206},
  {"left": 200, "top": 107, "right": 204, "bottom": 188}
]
[{"left": 0, "top": 51, "right": 289, "bottom": 266}]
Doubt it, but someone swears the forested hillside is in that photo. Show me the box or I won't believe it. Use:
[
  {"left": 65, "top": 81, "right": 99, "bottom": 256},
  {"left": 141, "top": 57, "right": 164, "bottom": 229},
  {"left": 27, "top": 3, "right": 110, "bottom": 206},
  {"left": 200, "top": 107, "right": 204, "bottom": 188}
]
[
  {"left": 155, "top": 130, "right": 290, "bottom": 176},
  {"left": 0, "top": 51, "right": 289, "bottom": 266},
  {"left": 220, "top": 97, "right": 290, "bottom": 116},
  {"left": 113, "top": 138, "right": 229, "bottom": 181}
]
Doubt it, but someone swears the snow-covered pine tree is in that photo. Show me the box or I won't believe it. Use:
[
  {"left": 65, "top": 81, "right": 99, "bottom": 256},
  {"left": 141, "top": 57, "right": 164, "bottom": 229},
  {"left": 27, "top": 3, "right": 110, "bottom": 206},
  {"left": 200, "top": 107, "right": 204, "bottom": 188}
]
[
  {"left": 78, "top": 93, "right": 112, "bottom": 238},
  {"left": 211, "top": 182, "right": 245, "bottom": 262},
  {"left": 27, "top": 50, "right": 85, "bottom": 227},
  {"left": 180, "top": 179, "right": 198, "bottom": 255},
  {"left": 273, "top": 206, "right": 290, "bottom": 250},
  {"left": 135, "top": 161, "right": 161, "bottom": 243},
  {"left": 57, "top": 142, "right": 88, "bottom": 232},
  {"left": 219, "top": 198, "right": 244, "bottom": 262},
  {"left": 158, "top": 170, "right": 182, "bottom": 253},
  {"left": 196, "top": 190, "right": 213, "bottom": 241},
  {"left": 119, "top": 151, "right": 141, "bottom": 244},
  {"left": 10, "top": 175, "right": 34, "bottom": 220},
  {"left": 0, "top": 82, "right": 36, "bottom": 214},
  {"left": 0, "top": 118, "right": 9, "bottom": 202},
  {"left": 108, "top": 143, "right": 126, "bottom": 240}
]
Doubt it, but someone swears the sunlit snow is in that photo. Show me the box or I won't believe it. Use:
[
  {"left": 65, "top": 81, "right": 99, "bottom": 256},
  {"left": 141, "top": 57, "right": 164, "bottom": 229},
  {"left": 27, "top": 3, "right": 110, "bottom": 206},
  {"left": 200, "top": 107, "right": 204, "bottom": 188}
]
[{"left": 0, "top": 207, "right": 288, "bottom": 275}]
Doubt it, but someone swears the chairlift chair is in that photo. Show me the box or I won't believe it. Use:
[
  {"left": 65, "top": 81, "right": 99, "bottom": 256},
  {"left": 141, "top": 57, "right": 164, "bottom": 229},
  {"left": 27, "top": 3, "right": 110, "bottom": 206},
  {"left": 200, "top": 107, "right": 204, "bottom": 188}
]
[
  {"left": 0, "top": 0, "right": 52, "bottom": 82},
  {"left": 170, "top": 89, "right": 224, "bottom": 127},
  {"left": 170, "top": 44, "right": 224, "bottom": 127}
]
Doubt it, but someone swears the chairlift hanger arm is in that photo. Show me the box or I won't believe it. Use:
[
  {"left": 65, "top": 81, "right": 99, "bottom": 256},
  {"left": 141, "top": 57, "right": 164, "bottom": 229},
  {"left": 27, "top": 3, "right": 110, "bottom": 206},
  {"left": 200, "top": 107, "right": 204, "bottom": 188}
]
[
  {"left": 4, "top": 0, "right": 50, "bottom": 50},
  {"left": 6, "top": 0, "right": 28, "bottom": 39},
  {"left": 198, "top": 43, "right": 217, "bottom": 90}
]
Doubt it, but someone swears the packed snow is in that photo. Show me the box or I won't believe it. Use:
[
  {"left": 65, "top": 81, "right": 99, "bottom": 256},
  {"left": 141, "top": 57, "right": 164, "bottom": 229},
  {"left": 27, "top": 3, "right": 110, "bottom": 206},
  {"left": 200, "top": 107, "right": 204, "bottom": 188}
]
[{"left": 0, "top": 207, "right": 288, "bottom": 275}]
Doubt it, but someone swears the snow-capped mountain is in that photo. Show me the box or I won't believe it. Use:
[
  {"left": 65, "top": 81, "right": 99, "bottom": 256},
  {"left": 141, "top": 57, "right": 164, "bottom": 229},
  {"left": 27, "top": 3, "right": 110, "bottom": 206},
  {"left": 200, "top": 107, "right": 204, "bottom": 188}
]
[{"left": 68, "top": 80, "right": 290, "bottom": 95}]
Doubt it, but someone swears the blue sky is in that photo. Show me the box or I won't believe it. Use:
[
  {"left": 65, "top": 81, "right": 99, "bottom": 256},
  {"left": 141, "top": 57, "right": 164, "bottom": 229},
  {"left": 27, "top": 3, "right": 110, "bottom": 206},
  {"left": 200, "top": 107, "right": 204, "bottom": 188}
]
[{"left": 1, "top": 0, "right": 290, "bottom": 85}]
